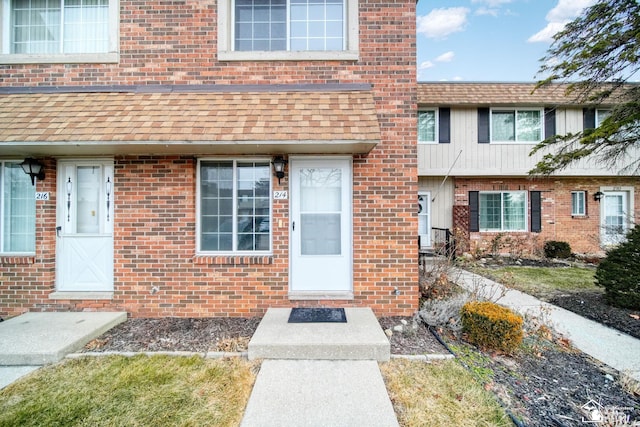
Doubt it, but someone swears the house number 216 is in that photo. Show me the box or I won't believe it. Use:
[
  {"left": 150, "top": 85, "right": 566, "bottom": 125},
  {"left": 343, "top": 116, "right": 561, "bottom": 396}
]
[{"left": 273, "top": 191, "right": 288, "bottom": 200}]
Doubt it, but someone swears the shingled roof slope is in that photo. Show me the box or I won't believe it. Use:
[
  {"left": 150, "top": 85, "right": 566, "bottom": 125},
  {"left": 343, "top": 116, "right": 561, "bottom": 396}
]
[{"left": 0, "top": 90, "right": 379, "bottom": 143}]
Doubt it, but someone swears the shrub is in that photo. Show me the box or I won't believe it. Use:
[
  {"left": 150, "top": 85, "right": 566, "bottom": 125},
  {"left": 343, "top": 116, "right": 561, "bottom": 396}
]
[
  {"left": 460, "top": 301, "right": 523, "bottom": 353},
  {"left": 595, "top": 226, "right": 640, "bottom": 310},
  {"left": 543, "top": 241, "right": 572, "bottom": 259}
]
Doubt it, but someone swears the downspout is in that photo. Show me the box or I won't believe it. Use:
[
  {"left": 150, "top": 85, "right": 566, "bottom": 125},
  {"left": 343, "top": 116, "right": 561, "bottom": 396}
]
[{"left": 431, "top": 149, "right": 463, "bottom": 203}]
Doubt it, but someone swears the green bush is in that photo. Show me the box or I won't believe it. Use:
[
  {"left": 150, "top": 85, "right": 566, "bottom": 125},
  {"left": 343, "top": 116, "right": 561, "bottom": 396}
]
[
  {"left": 460, "top": 301, "right": 523, "bottom": 354},
  {"left": 595, "top": 226, "right": 640, "bottom": 309},
  {"left": 543, "top": 241, "right": 572, "bottom": 259}
]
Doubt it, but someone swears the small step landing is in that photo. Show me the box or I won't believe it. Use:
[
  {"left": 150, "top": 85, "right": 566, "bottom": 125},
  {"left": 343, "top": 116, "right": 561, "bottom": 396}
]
[{"left": 248, "top": 307, "right": 390, "bottom": 361}]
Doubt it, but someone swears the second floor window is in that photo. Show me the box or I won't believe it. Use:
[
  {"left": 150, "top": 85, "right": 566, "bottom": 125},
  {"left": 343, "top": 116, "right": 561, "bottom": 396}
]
[
  {"left": 491, "top": 109, "right": 542, "bottom": 143},
  {"left": 234, "top": 0, "right": 345, "bottom": 51},
  {"left": 10, "top": 0, "right": 109, "bottom": 54},
  {"left": 418, "top": 110, "right": 436, "bottom": 143}
]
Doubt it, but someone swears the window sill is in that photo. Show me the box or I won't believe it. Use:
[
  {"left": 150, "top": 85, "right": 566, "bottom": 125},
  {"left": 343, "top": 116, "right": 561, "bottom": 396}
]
[
  {"left": 0, "top": 52, "right": 119, "bottom": 65},
  {"left": 193, "top": 255, "right": 273, "bottom": 266},
  {"left": 1, "top": 255, "right": 35, "bottom": 265},
  {"left": 218, "top": 50, "right": 359, "bottom": 62},
  {"left": 49, "top": 292, "right": 113, "bottom": 300}
]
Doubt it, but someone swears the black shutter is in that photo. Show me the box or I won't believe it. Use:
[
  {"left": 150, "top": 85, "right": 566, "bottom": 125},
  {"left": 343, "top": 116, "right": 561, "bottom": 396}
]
[
  {"left": 530, "top": 191, "right": 542, "bottom": 233},
  {"left": 478, "top": 108, "right": 490, "bottom": 143},
  {"left": 583, "top": 108, "right": 596, "bottom": 130},
  {"left": 438, "top": 107, "right": 451, "bottom": 144},
  {"left": 469, "top": 191, "right": 479, "bottom": 232},
  {"left": 544, "top": 108, "right": 556, "bottom": 138}
]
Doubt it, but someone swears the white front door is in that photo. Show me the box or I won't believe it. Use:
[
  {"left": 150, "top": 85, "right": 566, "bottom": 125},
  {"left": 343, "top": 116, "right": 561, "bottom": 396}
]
[
  {"left": 56, "top": 160, "right": 114, "bottom": 292},
  {"left": 418, "top": 192, "right": 431, "bottom": 249},
  {"left": 601, "top": 191, "right": 628, "bottom": 247},
  {"left": 290, "top": 158, "right": 352, "bottom": 294}
]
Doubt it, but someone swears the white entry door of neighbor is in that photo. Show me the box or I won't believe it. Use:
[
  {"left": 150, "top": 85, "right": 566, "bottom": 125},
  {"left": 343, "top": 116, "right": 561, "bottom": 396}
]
[
  {"left": 601, "top": 191, "right": 629, "bottom": 247},
  {"left": 290, "top": 158, "right": 352, "bottom": 294},
  {"left": 418, "top": 192, "right": 431, "bottom": 249},
  {"left": 56, "top": 160, "right": 114, "bottom": 292}
]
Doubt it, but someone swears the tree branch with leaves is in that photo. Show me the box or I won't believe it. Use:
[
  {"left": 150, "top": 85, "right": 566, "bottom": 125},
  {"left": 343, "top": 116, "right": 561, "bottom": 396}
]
[{"left": 530, "top": 0, "right": 640, "bottom": 175}]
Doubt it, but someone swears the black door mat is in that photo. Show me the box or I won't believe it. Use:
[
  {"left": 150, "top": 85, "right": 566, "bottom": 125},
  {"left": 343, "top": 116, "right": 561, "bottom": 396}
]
[{"left": 288, "top": 308, "right": 347, "bottom": 323}]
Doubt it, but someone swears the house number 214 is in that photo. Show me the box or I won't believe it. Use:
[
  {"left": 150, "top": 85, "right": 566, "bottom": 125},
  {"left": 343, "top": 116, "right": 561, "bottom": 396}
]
[{"left": 273, "top": 191, "right": 288, "bottom": 200}]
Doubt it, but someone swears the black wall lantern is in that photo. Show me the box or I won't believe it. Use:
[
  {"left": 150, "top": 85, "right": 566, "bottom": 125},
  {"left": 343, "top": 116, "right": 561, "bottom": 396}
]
[
  {"left": 272, "top": 156, "right": 287, "bottom": 184},
  {"left": 20, "top": 158, "right": 45, "bottom": 186},
  {"left": 593, "top": 191, "right": 604, "bottom": 202}
]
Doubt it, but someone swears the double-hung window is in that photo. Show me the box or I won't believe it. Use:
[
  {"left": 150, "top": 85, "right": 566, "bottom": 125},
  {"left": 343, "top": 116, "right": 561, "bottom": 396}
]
[
  {"left": 571, "top": 191, "right": 586, "bottom": 216},
  {"left": 199, "top": 160, "right": 271, "bottom": 253},
  {"left": 1, "top": 0, "right": 118, "bottom": 63},
  {"left": 491, "top": 109, "right": 543, "bottom": 143},
  {"left": 595, "top": 109, "right": 611, "bottom": 127},
  {"left": 0, "top": 161, "right": 36, "bottom": 254},
  {"left": 418, "top": 110, "right": 437, "bottom": 143},
  {"left": 218, "top": 0, "right": 358, "bottom": 60},
  {"left": 479, "top": 191, "right": 526, "bottom": 231}
]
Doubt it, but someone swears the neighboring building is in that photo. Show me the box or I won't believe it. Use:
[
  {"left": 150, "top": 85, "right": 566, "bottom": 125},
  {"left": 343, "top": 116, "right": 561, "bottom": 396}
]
[
  {"left": 418, "top": 82, "right": 639, "bottom": 257},
  {"left": 0, "top": 0, "right": 418, "bottom": 318}
]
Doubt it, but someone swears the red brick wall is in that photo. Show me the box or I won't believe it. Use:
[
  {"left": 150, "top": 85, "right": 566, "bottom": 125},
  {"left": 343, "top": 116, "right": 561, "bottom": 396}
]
[
  {"left": 0, "top": 0, "right": 418, "bottom": 318},
  {"left": 454, "top": 177, "right": 640, "bottom": 256}
]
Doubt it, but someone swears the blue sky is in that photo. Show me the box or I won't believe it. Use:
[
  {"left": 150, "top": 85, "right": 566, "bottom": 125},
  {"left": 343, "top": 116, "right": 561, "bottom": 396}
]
[{"left": 416, "top": 0, "right": 597, "bottom": 82}]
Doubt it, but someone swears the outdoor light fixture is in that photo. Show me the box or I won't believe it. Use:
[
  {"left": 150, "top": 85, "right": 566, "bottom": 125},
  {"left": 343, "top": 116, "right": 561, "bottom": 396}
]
[
  {"left": 272, "top": 156, "right": 287, "bottom": 184},
  {"left": 593, "top": 191, "right": 604, "bottom": 202},
  {"left": 20, "top": 158, "right": 45, "bottom": 186}
]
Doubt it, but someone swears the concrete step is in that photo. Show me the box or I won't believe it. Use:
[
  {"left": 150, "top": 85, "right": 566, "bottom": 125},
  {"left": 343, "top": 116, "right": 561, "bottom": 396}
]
[
  {"left": 241, "top": 359, "right": 399, "bottom": 427},
  {"left": 0, "top": 312, "right": 127, "bottom": 365},
  {"left": 248, "top": 308, "right": 390, "bottom": 361}
]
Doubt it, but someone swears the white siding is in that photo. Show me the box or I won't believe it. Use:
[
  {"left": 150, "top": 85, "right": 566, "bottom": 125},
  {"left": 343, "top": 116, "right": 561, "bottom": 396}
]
[
  {"left": 418, "top": 107, "right": 636, "bottom": 177},
  {"left": 418, "top": 176, "right": 453, "bottom": 230}
]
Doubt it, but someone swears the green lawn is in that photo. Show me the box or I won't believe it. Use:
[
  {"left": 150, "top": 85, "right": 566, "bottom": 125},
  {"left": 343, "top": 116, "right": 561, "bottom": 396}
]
[
  {"left": 472, "top": 266, "right": 598, "bottom": 299},
  {"left": 0, "top": 354, "right": 511, "bottom": 427},
  {"left": 0, "top": 355, "right": 256, "bottom": 427}
]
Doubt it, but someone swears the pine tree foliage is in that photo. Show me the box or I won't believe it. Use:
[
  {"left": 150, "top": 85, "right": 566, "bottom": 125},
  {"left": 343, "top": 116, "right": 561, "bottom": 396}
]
[{"left": 530, "top": 0, "right": 640, "bottom": 175}]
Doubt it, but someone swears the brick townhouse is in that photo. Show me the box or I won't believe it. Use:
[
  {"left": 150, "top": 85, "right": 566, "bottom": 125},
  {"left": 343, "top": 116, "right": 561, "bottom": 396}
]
[
  {"left": 418, "top": 82, "right": 639, "bottom": 257},
  {"left": 0, "top": 0, "right": 418, "bottom": 318}
]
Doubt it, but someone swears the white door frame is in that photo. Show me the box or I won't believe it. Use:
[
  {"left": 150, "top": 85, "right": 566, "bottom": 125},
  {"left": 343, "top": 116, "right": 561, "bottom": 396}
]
[
  {"left": 289, "top": 156, "right": 353, "bottom": 298},
  {"left": 56, "top": 159, "right": 114, "bottom": 293},
  {"left": 600, "top": 189, "right": 631, "bottom": 247}
]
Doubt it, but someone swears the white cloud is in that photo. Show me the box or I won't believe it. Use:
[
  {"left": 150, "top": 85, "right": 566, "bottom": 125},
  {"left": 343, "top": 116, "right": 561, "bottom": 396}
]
[
  {"left": 435, "top": 51, "right": 455, "bottom": 63},
  {"left": 452, "top": 76, "right": 464, "bottom": 81},
  {"left": 528, "top": 0, "right": 596, "bottom": 43},
  {"left": 471, "top": 0, "right": 511, "bottom": 6},
  {"left": 418, "top": 61, "right": 434, "bottom": 70},
  {"left": 417, "top": 7, "right": 469, "bottom": 39},
  {"left": 475, "top": 7, "right": 499, "bottom": 17}
]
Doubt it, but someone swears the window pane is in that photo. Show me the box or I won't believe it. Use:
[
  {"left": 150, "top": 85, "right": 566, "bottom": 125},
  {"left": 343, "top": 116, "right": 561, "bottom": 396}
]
[
  {"left": 12, "top": 0, "right": 61, "bottom": 54},
  {"left": 234, "top": 0, "right": 286, "bottom": 51},
  {"left": 479, "top": 193, "right": 501, "bottom": 230},
  {"left": 200, "top": 161, "right": 234, "bottom": 251},
  {"left": 516, "top": 110, "right": 541, "bottom": 141},
  {"left": 572, "top": 191, "right": 585, "bottom": 216},
  {"left": 236, "top": 162, "right": 270, "bottom": 251},
  {"left": 418, "top": 110, "right": 436, "bottom": 142},
  {"left": 492, "top": 111, "right": 515, "bottom": 141},
  {"left": 596, "top": 109, "right": 611, "bottom": 127},
  {"left": 503, "top": 192, "right": 525, "bottom": 230},
  {"left": 2, "top": 163, "right": 35, "bottom": 253}
]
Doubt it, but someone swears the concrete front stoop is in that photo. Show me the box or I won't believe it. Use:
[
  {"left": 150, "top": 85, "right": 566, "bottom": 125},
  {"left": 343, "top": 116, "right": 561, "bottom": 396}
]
[{"left": 241, "top": 307, "right": 400, "bottom": 427}]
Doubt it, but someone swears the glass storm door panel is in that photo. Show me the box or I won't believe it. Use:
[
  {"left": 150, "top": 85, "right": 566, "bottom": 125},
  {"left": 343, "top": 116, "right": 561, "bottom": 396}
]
[
  {"left": 601, "top": 192, "right": 628, "bottom": 247},
  {"left": 56, "top": 161, "right": 114, "bottom": 292},
  {"left": 418, "top": 193, "right": 431, "bottom": 249},
  {"left": 290, "top": 158, "right": 352, "bottom": 293}
]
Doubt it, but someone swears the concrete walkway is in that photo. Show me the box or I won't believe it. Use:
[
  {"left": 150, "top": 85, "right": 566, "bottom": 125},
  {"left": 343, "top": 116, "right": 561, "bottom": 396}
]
[
  {"left": 453, "top": 268, "right": 640, "bottom": 382},
  {"left": 0, "top": 311, "right": 127, "bottom": 389},
  {"left": 241, "top": 307, "right": 399, "bottom": 427}
]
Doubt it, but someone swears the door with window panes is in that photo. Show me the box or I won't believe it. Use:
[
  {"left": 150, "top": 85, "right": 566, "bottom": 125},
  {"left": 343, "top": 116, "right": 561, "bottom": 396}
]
[{"left": 56, "top": 160, "right": 114, "bottom": 292}]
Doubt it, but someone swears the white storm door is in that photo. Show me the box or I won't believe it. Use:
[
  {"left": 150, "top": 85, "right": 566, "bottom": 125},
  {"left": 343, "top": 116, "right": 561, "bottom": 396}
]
[
  {"left": 56, "top": 161, "right": 114, "bottom": 292},
  {"left": 418, "top": 192, "right": 431, "bottom": 249},
  {"left": 601, "top": 191, "right": 628, "bottom": 246},
  {"left": 290, "top": 158, "right": 352, "bottom": 293}
]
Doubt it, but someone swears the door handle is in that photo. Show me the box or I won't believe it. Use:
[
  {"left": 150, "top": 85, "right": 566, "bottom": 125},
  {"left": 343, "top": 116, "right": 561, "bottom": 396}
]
[
  {"left": 56, "top": 226, "right": 61, "bottom": 237},
  {"left": 292, "top": 221, "right": 295, "bottom": 231}
]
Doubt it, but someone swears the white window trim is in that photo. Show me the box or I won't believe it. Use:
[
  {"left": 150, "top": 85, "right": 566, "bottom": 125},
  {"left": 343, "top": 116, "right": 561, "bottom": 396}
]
[
  {"left": 479, "top": 190, "right": 528, "bottom": 232},
  {"left": 571, "top": 191, "right": 586, "bottom": 216},
  {"left": 489, "top": 107, "right": 544, "bottom": 144},
  {"left": 196, "top": 158, "right": 273, "bottom": 255},
  {"left": 418, "top": 109, "right": 438, "bottom": 144},
  {"left": 217, "top": 0, "right": 359, "bottom": 61},
  {"left": 0, "top": 160, "right": 36, "bottom": 255},
  {"left": 0, "top": 0, "right": 120, "bottom": 64}
]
